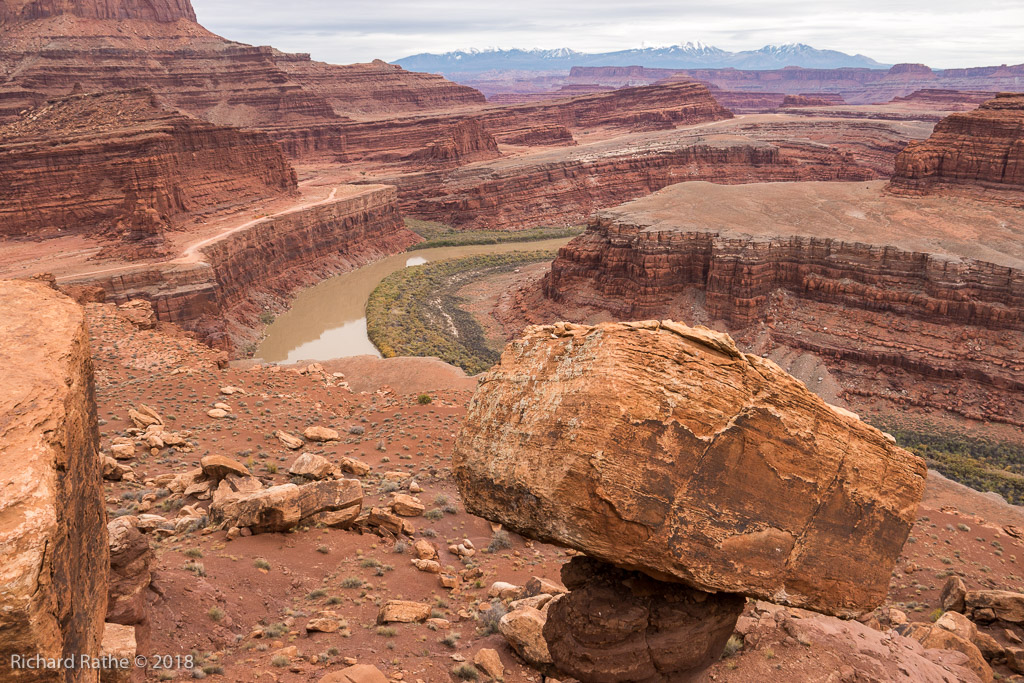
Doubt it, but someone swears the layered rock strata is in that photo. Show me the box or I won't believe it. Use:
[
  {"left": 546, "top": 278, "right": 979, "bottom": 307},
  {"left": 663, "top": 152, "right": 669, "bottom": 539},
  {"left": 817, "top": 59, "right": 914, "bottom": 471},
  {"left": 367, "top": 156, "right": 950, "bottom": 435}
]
[
  {"left": 0, "top": 89, "right": 297, "bottom": 245},
  {"left": 508, "top": 180, "right": 1024, "bottom": 427},
  {"left": 60, "top": 185, "right": 419, "bottom": 350},
  {"left": 0, "top": 0, "right": 485, "bottom": 157},
  {"left": 0, "top": 279, "right": 108, "bottom": 681},
  {"left": 454, "top": 320, "right": 927, "bottom": 617},
  {"left": 890, "top": 93, "right": 1024, "bottom": 196},
  {"left": 376, "top": 117, "right": 920, "bottom": 230}
]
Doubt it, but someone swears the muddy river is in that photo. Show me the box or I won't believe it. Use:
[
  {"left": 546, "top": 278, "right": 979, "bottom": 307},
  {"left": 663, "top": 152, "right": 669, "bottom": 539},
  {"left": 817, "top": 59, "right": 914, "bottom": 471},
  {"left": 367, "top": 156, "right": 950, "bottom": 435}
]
[{"left": 256, "top": 238, "right": 571, "bottom": 363}]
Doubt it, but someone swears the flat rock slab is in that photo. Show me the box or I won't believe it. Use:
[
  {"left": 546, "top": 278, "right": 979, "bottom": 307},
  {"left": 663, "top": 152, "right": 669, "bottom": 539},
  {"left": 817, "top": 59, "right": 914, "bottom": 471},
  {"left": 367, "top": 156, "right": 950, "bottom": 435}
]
[{"left": 454, "top": 320, "right": 927, "bottom": 616}]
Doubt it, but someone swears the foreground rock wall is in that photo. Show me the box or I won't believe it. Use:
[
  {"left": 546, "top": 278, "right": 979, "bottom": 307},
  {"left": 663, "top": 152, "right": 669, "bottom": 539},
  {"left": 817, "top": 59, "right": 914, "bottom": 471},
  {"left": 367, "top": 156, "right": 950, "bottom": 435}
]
[
  {"left": 890, "top": 93, "right": 1024, "bottom": 196},
  {"left": 62, "top": 186, "right": 419, "bottom": 350},
  {"left": 0, "top": 89, "right": 297, "bottom": 245},
  {"left": 0, "top": 280, "right": 108, "bottom": 681}
]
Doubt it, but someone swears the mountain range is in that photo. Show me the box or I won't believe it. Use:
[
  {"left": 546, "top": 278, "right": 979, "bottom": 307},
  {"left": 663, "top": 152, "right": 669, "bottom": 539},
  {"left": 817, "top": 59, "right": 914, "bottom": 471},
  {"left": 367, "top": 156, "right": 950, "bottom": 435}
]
[{"left": 393, "top": 43, "right": 891, "bottom": 75}]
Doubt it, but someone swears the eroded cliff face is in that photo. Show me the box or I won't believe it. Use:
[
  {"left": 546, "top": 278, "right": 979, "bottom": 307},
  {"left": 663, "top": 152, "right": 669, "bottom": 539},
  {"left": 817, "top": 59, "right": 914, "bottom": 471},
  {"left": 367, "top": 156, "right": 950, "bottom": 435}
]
[
  {"left": 0, "top": 89, "right": 298, "bottom": 250},
  {"left": 890, "top": 93, "right": 1024, "bottom": 196},
  {"left": 383, "top": 138, "right": 876, "bottom": 230},
  {"left": 503, "top": 181, "right": 1024, "bottom": 430},
  {"left": 0, "top": 0, "right": 486, "bottom": 158},
  {"left": 62, "top": 186, "right": 419, "bottom": 351},
  {"left": 0, "top": 279, "right": 108, "bottom": 681}
]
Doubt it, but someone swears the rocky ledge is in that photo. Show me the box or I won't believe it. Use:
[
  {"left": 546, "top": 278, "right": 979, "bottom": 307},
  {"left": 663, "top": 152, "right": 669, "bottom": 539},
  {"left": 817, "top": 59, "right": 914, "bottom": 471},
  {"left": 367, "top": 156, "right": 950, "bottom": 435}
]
[{"left": 0, "top": 280, "right": 109, "bottom": 680}]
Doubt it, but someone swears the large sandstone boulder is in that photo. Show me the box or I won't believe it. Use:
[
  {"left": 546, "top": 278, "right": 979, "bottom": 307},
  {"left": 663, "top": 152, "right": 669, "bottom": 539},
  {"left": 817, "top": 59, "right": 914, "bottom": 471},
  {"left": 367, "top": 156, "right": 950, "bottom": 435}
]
[
  {"left": 454, "top": 321, "right": 927, "bottom": 617},
  {"left": 209, "top": 479, "right": 362, "bottom": 533},
  {"left": 0, "top": 280, "right": 109, "bottom": 681}
]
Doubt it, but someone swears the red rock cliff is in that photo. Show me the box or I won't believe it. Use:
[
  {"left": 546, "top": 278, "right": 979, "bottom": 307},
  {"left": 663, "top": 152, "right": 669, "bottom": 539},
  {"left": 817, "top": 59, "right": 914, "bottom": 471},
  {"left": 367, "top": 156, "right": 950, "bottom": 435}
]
[
  {"left": 1, "top": 0, "right": 196, "bottom": 22},
  {"left": 0, "top": 89, "right": 298, "bottom": 249},
  {"left": 890, "top": 92, "right": 1024, "bottom": 195},
  {"left": 0, "top": 279, "right": 109, "bottom": 681}
]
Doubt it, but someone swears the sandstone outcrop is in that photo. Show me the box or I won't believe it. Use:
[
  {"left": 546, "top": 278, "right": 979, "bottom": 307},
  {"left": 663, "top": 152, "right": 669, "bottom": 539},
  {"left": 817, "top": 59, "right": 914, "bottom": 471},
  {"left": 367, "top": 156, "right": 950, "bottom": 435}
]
[
  {"left": 508, "top": 180, "right": 1024, "bottom": 428},
  {"left": 0, "top": 89, "right": 297, "bottom": 245},
  {"left": 454, "top": 320, "right": 927, "bottom": 616},
  {"left": 544, "top": 556, "right": 745, "bottom": 682},
  {"left": 405, "top": 119, "right": 500, "bottom": 165},
  {"left": 0, "top": 279, "right": 108, "bottom": 681},
  {"left": 890, "top": 93, "right": 1024, "bottom": 196},
  {"left": 210, "top": 478, "right": 362, "bottom": 534}
]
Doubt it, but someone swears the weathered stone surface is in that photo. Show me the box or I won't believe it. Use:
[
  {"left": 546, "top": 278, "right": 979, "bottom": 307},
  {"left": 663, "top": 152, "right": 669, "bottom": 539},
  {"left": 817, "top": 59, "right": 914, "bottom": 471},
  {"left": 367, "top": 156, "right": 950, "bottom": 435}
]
[
  {"left": 377, "top": 600, "right": 430, "bottom": 624},
  {"left": 210, "top": 479, "right": 361, "bottom": 533},
  {"left": 289, "top": 452, "right": 339, "bottom": 480},
  {"left": 303, "top": 425, "right": 340, "bottom": 442},
  {"left": 200, "top": 455, "right": 250, "bottom": 480},
  {"left": 0, "top": 279, "right": 108, "bottom": 681},
  {"left": 942, "top": 576, "right": 968, "bottom": 613},
  {"left": 276, "top": 430, "right": 304, "bottom": 449},
  {"left": 904, "top": 623, "right": 993, "bottom": 683},
  {"left": 473, "top": 648, "right": 504, "bottom": 680},
  {"left": 390, "top": 493, "right": 425, "bottom": 517},
  {"left": 967, "top": 590, "right": 1024, "bottom": 623},
  {"left": 99, "top": 623, "right": 136, "bottom": 683},
  {"left": 106, "top": 517, "right": 153, "bottom": 627},
  {"left": 499, "top": 606, "right": 553, "bottom": 668},
  {"left": 317, "top": 665, "right": 389, "bottom": 683},
  {"left": 544, "top": 557, "right": 745, "bottom": 683},
  {"left": 454, "top": 320, "right": 927, "bottom": 616}
]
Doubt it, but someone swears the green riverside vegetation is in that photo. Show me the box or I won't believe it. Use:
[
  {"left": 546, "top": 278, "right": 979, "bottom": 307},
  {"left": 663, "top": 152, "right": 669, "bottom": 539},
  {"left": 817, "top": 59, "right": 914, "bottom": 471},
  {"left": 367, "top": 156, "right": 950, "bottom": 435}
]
[
  {"left": 405, "top": 218, "right": 584, "bottom": 250},
  {"left": 873, "top": 423, "right": 1024, "bottom": 504},
  {"left": 366, "top": 251, "right": 556, "bottom": 374}
]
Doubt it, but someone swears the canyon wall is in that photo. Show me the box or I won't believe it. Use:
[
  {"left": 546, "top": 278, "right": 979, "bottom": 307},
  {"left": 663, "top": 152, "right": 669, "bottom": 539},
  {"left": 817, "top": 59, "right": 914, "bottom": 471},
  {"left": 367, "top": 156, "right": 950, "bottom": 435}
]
[
  {"left": 61, "top": 186, "right": 419, "bottom": 350},
  {"left": 548, "top": 64, "right": 1024, "bottom": 104},
  {"left": 0, "top": 89, "right": 297, "bottom": 248},
  {"left": 0, "top": 279, "right": 108, "bottom": 681},
  {"left": 0, "top": 0, "right": 485, "bottom": 158},
  {"left": 333, "top": 79, "right": 731, "bottom": 163},
  {"left": 890, "top": 92, "right": 1024, "bottom": 196},
  {"left": 504, "top": 182, "right": 1024, "bottom": 429},
  {"left": 381, "top": 138, "right": 877, "bottom": 230}
]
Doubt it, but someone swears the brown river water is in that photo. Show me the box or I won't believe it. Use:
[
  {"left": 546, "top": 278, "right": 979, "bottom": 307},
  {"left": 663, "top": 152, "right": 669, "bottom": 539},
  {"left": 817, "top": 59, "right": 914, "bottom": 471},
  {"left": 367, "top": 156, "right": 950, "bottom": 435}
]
[{"left": 256, "top": 238, "right": 571, "bottom": 363}]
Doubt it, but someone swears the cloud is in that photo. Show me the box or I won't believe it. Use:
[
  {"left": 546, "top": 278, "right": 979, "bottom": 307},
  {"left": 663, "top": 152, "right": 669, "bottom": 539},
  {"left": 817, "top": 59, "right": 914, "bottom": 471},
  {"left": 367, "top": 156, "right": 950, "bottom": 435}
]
[{"left": 192, "top": 0, "right": 1024, "bottom": 68}]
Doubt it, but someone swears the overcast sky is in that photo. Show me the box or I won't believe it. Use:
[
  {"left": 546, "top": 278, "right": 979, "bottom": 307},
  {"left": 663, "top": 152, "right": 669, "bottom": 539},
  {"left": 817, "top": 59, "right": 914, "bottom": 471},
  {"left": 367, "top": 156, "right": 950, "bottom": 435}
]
[{"left": 194, "top": 0, "right": 1024, "bottom": 69}]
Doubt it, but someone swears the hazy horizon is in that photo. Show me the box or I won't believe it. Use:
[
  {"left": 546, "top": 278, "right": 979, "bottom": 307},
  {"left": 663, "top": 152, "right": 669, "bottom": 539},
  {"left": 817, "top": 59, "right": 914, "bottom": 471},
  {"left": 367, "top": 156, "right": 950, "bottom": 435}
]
[{"left": 194, "top": 0, "right": 1023, "bottom": 69}]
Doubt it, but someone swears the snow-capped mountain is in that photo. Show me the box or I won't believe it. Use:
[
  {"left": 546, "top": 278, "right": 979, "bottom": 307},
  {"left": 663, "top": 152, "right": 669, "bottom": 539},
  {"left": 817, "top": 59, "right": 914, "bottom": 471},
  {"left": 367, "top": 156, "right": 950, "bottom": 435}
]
[{"left": 394, "top": 43, "right": 889, "bottom": 74}]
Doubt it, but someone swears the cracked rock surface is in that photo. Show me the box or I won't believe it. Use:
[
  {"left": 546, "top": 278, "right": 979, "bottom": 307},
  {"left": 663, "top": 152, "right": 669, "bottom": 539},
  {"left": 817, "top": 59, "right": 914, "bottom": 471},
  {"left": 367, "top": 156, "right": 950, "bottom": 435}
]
[{"left": 453, "top": 320, "right": 927, "bottom": 617}]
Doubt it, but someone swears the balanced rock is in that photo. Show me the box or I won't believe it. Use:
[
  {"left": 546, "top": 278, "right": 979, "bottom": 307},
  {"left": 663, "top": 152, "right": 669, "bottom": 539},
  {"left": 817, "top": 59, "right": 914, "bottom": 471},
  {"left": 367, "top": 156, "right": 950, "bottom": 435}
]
[
  {"left": 545, "top": 557, "right": 745, "bottom": 682},
  {"left": 454, "top": 321, "right": 927, "bottom": 617},
  {"left": 210, "top": 479, "right": 362, "bottom": 534}
]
